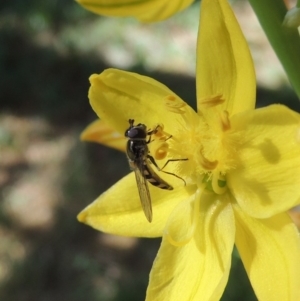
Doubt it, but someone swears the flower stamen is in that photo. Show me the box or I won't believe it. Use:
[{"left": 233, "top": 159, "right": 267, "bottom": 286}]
[
  {"left": 151, "top": 140, "right": 169, "bottom": 160},
  {"left": 220, "top": 110, "right": 231, "bottom": 131},
  {"left": 198, "top": 94, "right": 225, "bottom": 108},
  {"left": 164, "top": 95, "right": 186, "bottom": 114},
  {"left": 199, "top": 151, "right": 218, "bottom": 170}
]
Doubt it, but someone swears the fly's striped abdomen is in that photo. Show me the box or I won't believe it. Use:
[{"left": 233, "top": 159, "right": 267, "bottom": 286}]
[{"left": 142, "top": 161, "right": 173, "bottom": 190}]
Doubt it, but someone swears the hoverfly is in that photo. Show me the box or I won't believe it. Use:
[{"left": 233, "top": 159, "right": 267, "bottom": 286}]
[{"left": 125, "top": 119, "right": 187, "bottom": 222}]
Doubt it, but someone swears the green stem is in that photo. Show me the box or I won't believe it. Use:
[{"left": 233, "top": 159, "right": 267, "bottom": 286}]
[{"left": 248, "top": 0, "right": 300, "bottom": 99}]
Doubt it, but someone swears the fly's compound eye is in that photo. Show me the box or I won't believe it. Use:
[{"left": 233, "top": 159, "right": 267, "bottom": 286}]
[{"left": 125, "top": 126, "right": 147, "bottom": 139}]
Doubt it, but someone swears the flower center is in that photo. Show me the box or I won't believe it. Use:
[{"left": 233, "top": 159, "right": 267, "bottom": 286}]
[{"left": 157, "top": 94, "right": 241, "bottom": 194}]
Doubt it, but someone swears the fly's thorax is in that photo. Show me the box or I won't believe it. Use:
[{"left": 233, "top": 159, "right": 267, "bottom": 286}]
[{"left": 126, "top": 139, "right": 148, "bottom": 162}]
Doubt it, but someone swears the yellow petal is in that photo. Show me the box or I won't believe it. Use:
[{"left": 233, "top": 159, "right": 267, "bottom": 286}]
[
  {"left": 234, "top": 205, "right": 300, "bottom": 301},
  {"left": 164, "top": 193, "right": 197, "bottom": 247},
  {"left": 228, "top": 104, "right": 300, "bottom": 218},
  {"left": 89, "top": 68, "right": 193, "bottom": 135},
  {"left": 77, "top": 172, "right": 195, "bottom": 237},
  {"left": 196, "top": 0, "right": 256, "bottom": 115},
  {"left": 80, "top": 119, "right": 126, "bottom": 152},
  {"left": 146, "top": 192, "right": 235, "bottom": 301},
  {"left": 76, "top": 0, "right": 194, "bottom": 22}
]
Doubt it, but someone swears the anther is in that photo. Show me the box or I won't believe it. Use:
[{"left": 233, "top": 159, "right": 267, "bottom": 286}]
[
  {"left": 199, "top": 152, "right": 218, "bottom": 170},
  {"left": 220, "top": 110, "right": 231, "bottom": 131},
  {"left": 199, "top": 94, "right": 225, "bottom": 108},
  {"left": 151, "top": 141, "right": 169, "bottom": 160},
  {"left": 164, "top": 95, "right": 186, "bottom": 114}
]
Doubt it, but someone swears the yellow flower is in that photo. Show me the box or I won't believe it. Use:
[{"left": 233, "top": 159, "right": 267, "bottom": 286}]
[
  {"left": 78, "top": 0, "right": 300, "bottom": 300},
  {"left": 76, "top": 0, "right": 194, "bottom": 22}
]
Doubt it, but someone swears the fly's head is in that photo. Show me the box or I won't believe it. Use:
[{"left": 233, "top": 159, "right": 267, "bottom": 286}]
[{"left": 125, "top": 119, "right": 147, "bottom": 140}]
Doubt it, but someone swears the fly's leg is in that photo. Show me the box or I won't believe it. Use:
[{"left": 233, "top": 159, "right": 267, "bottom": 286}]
[
  {"left": 146, "top": 124, "right": 187, "bottom": 185},
  {"left": 146, "top": 124, "right": 172, "bottom": 143},
  {"left": 146, "top": 124, "right": 160, "bottom": 143},
  {"left": 147, "top": 154, "right": 188, "bottom": 185}
]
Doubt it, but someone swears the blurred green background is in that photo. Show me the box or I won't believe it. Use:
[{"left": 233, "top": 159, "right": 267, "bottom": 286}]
[{"left": 0, "top": 0, "right": 299, "bottom": 300}]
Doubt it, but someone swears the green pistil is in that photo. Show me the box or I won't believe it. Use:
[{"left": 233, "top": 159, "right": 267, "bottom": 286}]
[{"left": 202, "top": 174, "right": 226, "bottom": 193}]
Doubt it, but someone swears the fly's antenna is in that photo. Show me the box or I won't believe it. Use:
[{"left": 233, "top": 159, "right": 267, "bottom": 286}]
[{"left": 129, "top": 119, "right": 135, "bottom": 127}]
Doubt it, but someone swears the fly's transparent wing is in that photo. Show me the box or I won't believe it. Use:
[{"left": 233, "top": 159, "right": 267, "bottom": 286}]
[{"left": 134, "top": 159, "right": 153, "bottom": 223}]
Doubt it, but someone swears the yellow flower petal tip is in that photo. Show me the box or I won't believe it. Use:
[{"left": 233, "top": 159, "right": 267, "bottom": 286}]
[
  {"left": 77, "top": 210, "right": 88, "bottom": 223},
  {"left": 89, "top": 73, "right": 99, "bottom": 84},
  {"left": 76, "top": 0, "right": 195, "bottom": 22}
]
